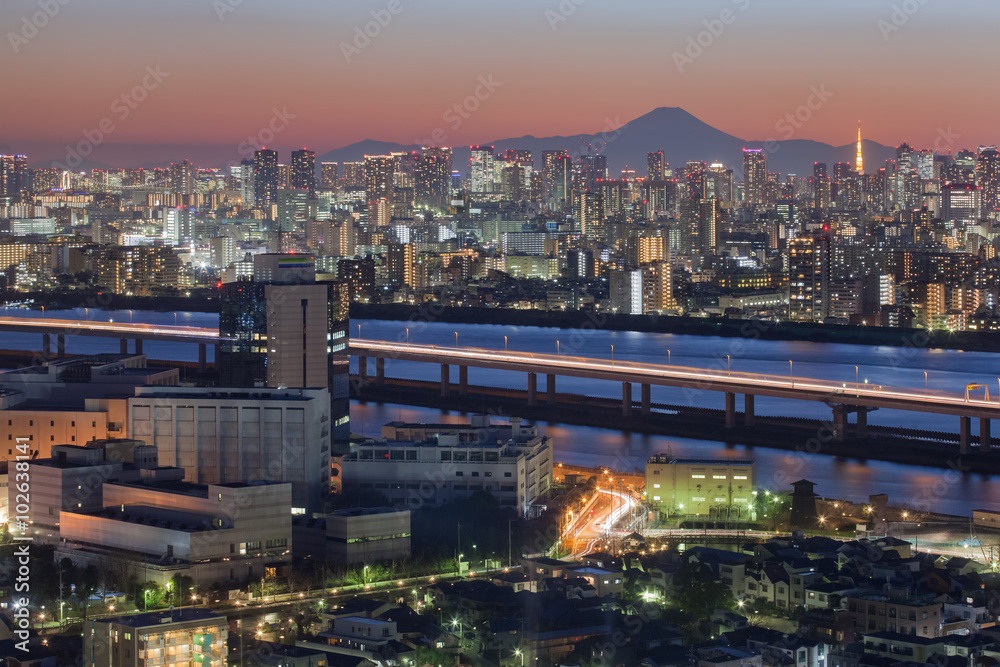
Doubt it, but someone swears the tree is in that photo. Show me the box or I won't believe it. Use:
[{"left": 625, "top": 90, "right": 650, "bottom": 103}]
[{"left": 671, "top": 562, "right": 733, "bottom": 638}]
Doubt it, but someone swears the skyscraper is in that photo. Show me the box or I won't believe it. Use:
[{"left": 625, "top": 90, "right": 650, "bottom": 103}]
[
  {"left": 574, "top": 190, "right": 604, "bottom": 237},
  {"left": 470, "top": 146, "right": 495, "bottom": 193},
  {"left": 415, "top": 146, "right": 452, "bottom": 207},
  {"left": 364, "top": 154, "right": 394, "bottom": 212},
  {"left": 976, "top": 147, "right": 1000, "bottom": 213},
  {"left": 253, "top": 148, "right": 278, "bottom": 208},
  {"left": 578, "top": 154, "right": 608, "bottom": 191},
  {"left": 320, "top": 162, "right": 339, "bottom": 189},
  {"left": 168, "top": 159, "right": 195, "bottom": 195},
  {"left": 788, "top": 234, "right": 830, "bottom": 322},
  {"left": 218, "top": 253, "right": 351, "bottom": 451},
  {"left": 239, "top": 158, "right": 255, "bottom": 207},
  {"left": 855, "top": 122, "right": 864, "bottom": 175},
  {"left": 742, "top": 149, "right": 766, "bottom": 207},
  {"left": 542, "top": 150, "right": 571, "bottom": 209},
  {"left": 290, "top": 148, "right": 316, "bottom": 196},
  {"left": 0, "top": 154, "right": 27, "bottom": 202},
  {"left": 647, "top": 151, "right": 666, "bottom": 181}
]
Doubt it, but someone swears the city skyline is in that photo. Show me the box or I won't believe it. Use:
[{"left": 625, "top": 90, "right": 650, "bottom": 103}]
[{"left": 3, "top": 0, "right": 998, "bottom": 159}]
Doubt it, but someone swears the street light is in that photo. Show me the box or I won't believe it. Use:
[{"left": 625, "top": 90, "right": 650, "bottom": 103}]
[
  {"left": 925, "top": 371, "right": 928, "bottom": 396},
  {"left": 454, "top": 331, "right": 458, "bottom": 348},
  {"left": 789, "top": 360, "right": 794, "bottom": 387},
  {"left": 667, "top": 349, "right": 671, "bottom": 365},
  {"left": 514, "top": 648, "right": 525, "bottom": 666},
  {"left": 556, "top": 340, "right": 560, "bottom": 355},
  {"left": 357, "top": 323, "right": 362, "bottom": 339},
  {"left": 611, "top": 344, "right": 614, "bottom": 365},
  {"left": 405, "top": 327, "right": 409, "bottom": 345},
  {"left": 504, "top": 335, "right": 508, "bottom": 352},
  {"left": 726, "top": 354, "right": 731, "bottom": 376},
  {"left": 855, "top": 366, "right": 859, "bottom": 391}
]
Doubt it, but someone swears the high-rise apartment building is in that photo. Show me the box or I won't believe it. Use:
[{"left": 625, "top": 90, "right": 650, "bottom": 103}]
[
  {"left": 647, "top": 151, "right": 666, "bottom": 181},
  {"left": 977, "top": 147, "right": 1000, "bottom": 214},
  {"left": 470, "top": 145, "right": 496, "bottom": 193},
  {"left": 320, "top": 161, "right": 339, "bottom": 189},
  {"left": 742, "top": 149, "right": 766, "bottom": 207},
  {"left": 415, "top": 146, "right": 452, "bottom": 206},
  {"left": 542, "top": 150, "right": 571, "bottom": 209},
  {"left": 0, "top": 154, "right": 27, "bottom": 202},
  {"left": 290, "top": 148, "right": 316, "bottom": 196},
  {"left": 364, "top": 154, "right": 394, "bottom": 211},
  {"left": 253, "top": 148, "right": 279, "bottom": 208},
  {"left": 788, "top": 234, "right": 831, "bottom": 322}
]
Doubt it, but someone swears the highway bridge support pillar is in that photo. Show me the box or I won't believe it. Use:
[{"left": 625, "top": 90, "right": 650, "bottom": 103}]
[
  {"left": 622, "top": 382, "right": 632, "bottom": 417},
  {"left": 527, "top": 372, "right": 537, "bottom": 406},
  {"left": 744, "top": 394, "right": 755, "bottom": 426},
  {"left": 546, "top": 374, "right": 556, "bottom": 404},
  {"left": 198, "top": 343, "right": 207, "bottom": 372},
  {"left": 120, "top": 338, "right": 128, "bottom": 354},
  {"left": 440, "top": 364, "right": 450, "bottom": 397},
  {"left": 725, "top": 393, "right": 736, "bottom": 428},
  {"left": 135, "top": 339, "right": 143, "bottom": 355},
  {"left": 641, "top": 384, "right": 651, "bottom": 415},
  {"left": 832, "top": 406, "right": 848, "bottom": 441},
  {"left": 960, "top": 416, "right": 971, "bottom": 453},
  {"left": 376, "top": 357, "right": 385, "bottom": 386},
  {"left": 42, "top": 333, "right": 51, "bottom": 358},
  {"left": 856, "top": 408, "right": 867, "bottom": 439},
  {"left": 358, "top": 356, "right": 368, "bottom": 381},
  {"left": 459, "top": 365, "right": 468, "bottom": 394},
  {"left": 981, "top": 418, "right": 991, "bottom": 451},
  {"left": 57, "top": 334, "right": 66, "bottom": 359}
]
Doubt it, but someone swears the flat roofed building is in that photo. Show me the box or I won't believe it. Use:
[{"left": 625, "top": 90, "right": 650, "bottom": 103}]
[
  {"left": 83, "top": 609, "right": 227, "bottom": 667},
  {"left": 645, "top": 456, "right": 757, "bottom": 520},
  {"left": 344, "top": 416, "right": 552, "bottom": 516},
  {"left": 128, "top": 386, "right": 330, "bottom": 514},
  {"left": 59, "top": 479, "right": 292, "bottom": 587},
  {"left": 327, "top": 507, "right": 411, "bottom": 564}
]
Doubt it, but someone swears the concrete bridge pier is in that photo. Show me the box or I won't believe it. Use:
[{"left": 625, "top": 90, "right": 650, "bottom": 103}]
[
  {"left": 135, "top": 338, "right": 143, "bottom": 355},
  {"left": 527, "top": 372, "right": 537, "bottom": 406},
  {"left": 459, "top": 365, "right": 468, "bottom": 394},
  {"left": 440, "top": 364, "right": 450, "bottom": 396},
  {"left": 856, "top": 408, "right": 868, "bottom": 439},
  {"left": 120, "top": 338, "right": 128, "bottom": 354},
  {"left": 622, "top": 382, "right": 632, "bottom": 417},
  {"left": 725, "top": 392, "right": 736, "bottom": 428},
  {"left": 960, "top": 416, "right": 971, "bottom": 453},
  {"left": 832, "top": 406, "right": 848, "bottom": 441},
  {"left": 376, "top": 357, "right": 385, "bottom": 386},
  {"left": 744, "top": 394, "right": 755, "bottom": 426},
  {"left": 982, "top": 418, "right": 991, "bottom": 451},
  {"left": 358, "top": 356, "right": 368, "bottom": 381},
  {"left": 546, "top": 374, "right": 556, "bottom": 404},
  {"left": 42, "top": 333, "right": 51, "bottom": 358},
  {"left": 198, "top": 343, "right": 207, "bottom": 372},
  {"left": 57, "top": 334, "right": 66, "bottom": 359},
  {"left": 641, "top": 384, "right": 651, "bottom": 415}
]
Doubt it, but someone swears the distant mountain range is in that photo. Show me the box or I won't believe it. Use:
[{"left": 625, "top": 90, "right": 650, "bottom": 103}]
[
  {"left": 318, "top": 107, "right": 895, "bottom": 178},
  {"left": 15, "top": 107, "right": 895, "bottom": 176}
]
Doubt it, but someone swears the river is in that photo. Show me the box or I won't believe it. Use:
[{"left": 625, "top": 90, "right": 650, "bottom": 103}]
[{"left": 0, "top": 307, "right": 996, "bottom": 516}]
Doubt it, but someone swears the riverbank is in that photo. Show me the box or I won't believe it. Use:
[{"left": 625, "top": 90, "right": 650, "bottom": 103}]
[
  {"left": 4, "top": 294, "right": 998, "bottom": 352},
  {"left": 352, "top": 303, "right": 1000, "bottom": 353}
]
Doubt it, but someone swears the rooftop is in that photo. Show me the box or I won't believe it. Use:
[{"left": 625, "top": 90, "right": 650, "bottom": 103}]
[{"left": 104, "top": 608, "right": 225, "bottom": 628}]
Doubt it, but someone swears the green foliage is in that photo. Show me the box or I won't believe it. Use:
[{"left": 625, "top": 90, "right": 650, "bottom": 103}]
[{"left": 670, "top": 562, "right": 733, "bottom": 638}]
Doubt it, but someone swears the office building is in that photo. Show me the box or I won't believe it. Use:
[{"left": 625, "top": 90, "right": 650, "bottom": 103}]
[
  {"left": 542, "top": 150, "right": 571, "bottom": 209},
  {"left": 341, "top": 416, "right": 553, "bottom": 516},
  {"left": 128, "top": 386, "right": 330, "bottom": 513},
  {"left": 83, "top": 610, "right": 227, "bottom": 667},
  {"left": 210, "top": 236, "right": 235, "bottom": 269},
  {"left": 647, "top": 151, "right": 666, "bottom": 181},
  {"left": 327, "top": 507, "right": 411, "bottom": 564},
  {"left": 645, "top": 456, "right": 757, "bottom": 520},
  {"left": 218, "top": 253, "right": 350, "bottom": 450}
]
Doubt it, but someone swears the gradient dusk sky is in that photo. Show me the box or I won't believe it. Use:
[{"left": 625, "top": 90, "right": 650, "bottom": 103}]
[{"left": 3, "top": 0, "right": 998, "bottom": 161}]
